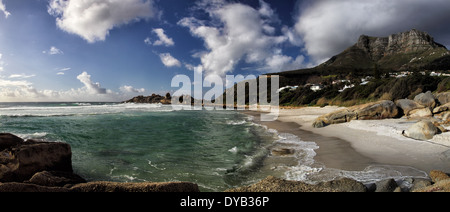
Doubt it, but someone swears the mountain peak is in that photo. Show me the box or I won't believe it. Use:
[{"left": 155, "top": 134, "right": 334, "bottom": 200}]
[
  {"left": 320, "top": 29, "right": 449, "bottom": 71},
  {"left": 356, "top": 29, "right": 444, "bottom": 60}
]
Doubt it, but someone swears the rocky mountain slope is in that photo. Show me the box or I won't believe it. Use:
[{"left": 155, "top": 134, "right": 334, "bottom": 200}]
[
  {"left": 276, "top": 29, "right": 450, "bottom": 88},
  {"left": 319, "top": 29, "right": 449, "bottom": 71}
]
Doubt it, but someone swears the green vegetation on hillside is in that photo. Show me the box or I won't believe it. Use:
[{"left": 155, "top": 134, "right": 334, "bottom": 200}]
[{"left": 279, "top": 74, "right": 448, "bottom": 107}]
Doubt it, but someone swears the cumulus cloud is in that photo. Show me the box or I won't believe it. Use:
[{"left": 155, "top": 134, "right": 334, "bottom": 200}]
[
  {"left": 0, "top": 0, "right": 10, "bottom": 18},
  {"left": 48, "top": 0, "right": 157, "bottom": 43},
  {"left": 159, "top": 53, "right": 181, "bottom": 67},
  {"left": 43, "top": 46, "right": 64, "bottom": 55},
  {"left": 294, "top": 0, "right": 450, "bottom": 64},
  {"left": 0, "top": 71, "right": 142, "bottom": 102},
  {"left": 178, "top": 0, "right": 306, "bottom": 76},
  {"left": 76, "top": 71, "right": 107, "bottom": 94},
  {"left": 120, "top": 85, "right": 146, "bottom": 93},
  {"left": 145, "top": 28, "right": 175, "bottom": 47}
]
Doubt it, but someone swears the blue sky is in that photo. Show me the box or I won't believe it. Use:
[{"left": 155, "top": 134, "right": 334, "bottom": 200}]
[{"left": 1, "top": 0, "right": 450, "bottom": 102}]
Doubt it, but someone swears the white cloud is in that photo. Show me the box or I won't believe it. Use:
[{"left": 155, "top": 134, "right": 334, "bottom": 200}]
[
  {"left": 0, "top": 53, "right": 4, "bottom": 72},
  {"left": 178, "top": 0, "right": 305, "bottom": 76},
  {"left": 0, "top": 71, "right": 142, "bottom": 102},
  {"left": 43, "top": 46, "right": 64, "bottom": 55},
  {"left": 0, "top": 0, "right": 10, "bottom": 18},
  {"left": 48, "top": 0, "right": 158, "bottom": 43},
  {"left": 120, "top": 85, "right": 145, "bottom": 93},
  {"left": 57, "top": 72, "right": 65, "bottom": 75},
  {"left": 151, "top": 28, "right": 174, "bottom": 47},
  {"left": 294, "top": 0, "right": 450, "bottom": 64},
  {"left": 76, "top": 71, "right": 107, "bottom": 94},
  {"left": 9, "top": 74, "right": 36, "bottom": 79},
  {"left": 159, "top": 53, "right": 181, "bottom": 67},
  {"left": 0, "top": 78, "right": 33, "bottom": 87}
]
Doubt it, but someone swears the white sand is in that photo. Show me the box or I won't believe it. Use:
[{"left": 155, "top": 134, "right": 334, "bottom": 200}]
[{"left": 274, "top": 106, "right": 450, "bottom": 173}]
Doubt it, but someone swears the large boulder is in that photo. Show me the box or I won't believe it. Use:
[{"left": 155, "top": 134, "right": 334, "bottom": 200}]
[
  {"left": 403, "top": 120, "right": 438, "bottom": 140},
  {"left": 414, "top": 91, "right": 437, "bottom": 108},
  {"left": 0, "top": 139, "right": 72, "bottom": 182},
  {"left": 435, "top": 92, "right": 450, "bottom": 105},
  {"left": 395, "top": 99, "right": 425, "bottom": 116},
  {"left": 313, "top": 100, "right": 399, "bottom": 128},
  {"left": 409, "top": 108, "right": 433, "bottom": 118},
  {"left": 352, "top": 100, "right": 400, "bottom": 120},
  {"left": 375, "top": 179, "right": 398, "bottom": 192}
]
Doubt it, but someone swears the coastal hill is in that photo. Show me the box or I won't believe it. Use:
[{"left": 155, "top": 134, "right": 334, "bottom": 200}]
[
  {"left": 275, "top": 29, "right": 450, "bottom": 87},
  {"left": 267, "top": 29, "right": 450, "bottom": 107},
  {"left": 319, "top": 29, "right": 449, "bottom": 71}
]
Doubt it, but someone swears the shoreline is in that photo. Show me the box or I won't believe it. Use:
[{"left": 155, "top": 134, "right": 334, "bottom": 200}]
[{"left": 243, "top": 106, "right": 450, "bottom": 182}]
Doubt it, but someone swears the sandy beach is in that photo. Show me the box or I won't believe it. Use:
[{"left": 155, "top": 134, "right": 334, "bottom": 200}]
[{"left": 244, "top": 106, "right": 450, "bottom": 183}]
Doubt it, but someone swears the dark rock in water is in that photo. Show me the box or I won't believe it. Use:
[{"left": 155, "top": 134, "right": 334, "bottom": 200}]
[
  {"left": 0, "top": 133, "right": 24, "bottom": 151},
  {"left": 0, "top": 139, "right": 72, "bottom": 183},
  {"left": 271, "top": 148, "right": 295, "bottom": 156},
  {"left": 27, "top": 171, "right": 86, "bottom": 187},
  {"left": 375, "top": 179, "right": 398, "bottom": 192},
  {"left": 226, "top": 176, "right": 367, "bottom": 192},
  {"left": 70, "top": 181, "right": 200, "bottom": 192},
  {"left": 122, "top": 93, "right": 171, "bottom": 104}
]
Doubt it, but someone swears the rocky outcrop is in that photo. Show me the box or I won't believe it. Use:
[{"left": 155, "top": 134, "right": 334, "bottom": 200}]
[
  {"left": 123, "top": 93, "right": 172, "bottom": 104},
  {"left": 413, "top": 170, "right": 450, "bottom": 192},
  {"left": 313, "top": 100, "right": 399, "bottom": 128},
  {"left": 26, "top": 171, "right": 86, "bottom": 187},
  {"left": 225, "top": 176, "right": 367, "bottom": 192},
  {"left": 70, "top": 181, "right": 199, "bottom": 192},
  {"left": 0, "top": 134, "right": 72, "bottom": 182}
]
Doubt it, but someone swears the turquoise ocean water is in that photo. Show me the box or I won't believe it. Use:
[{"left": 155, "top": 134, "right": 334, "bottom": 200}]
[{"left": 0, "top": 102, "right": 278, "bottom": 191}]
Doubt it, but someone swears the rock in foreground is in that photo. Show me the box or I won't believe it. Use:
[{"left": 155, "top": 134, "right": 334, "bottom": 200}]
[
  {"left": 225, "top": 176, "right": 367, "bottom": 192},
  {"left": 70, "top": 181, "right": 199, "bottom": 192},
  {"left": 0, "top": 133, "right": 72, "bottom": 182}
]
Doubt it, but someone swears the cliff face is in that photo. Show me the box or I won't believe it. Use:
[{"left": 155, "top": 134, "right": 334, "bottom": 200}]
[{"left": 357, "top": 29, "right": 444, "bottom": 60}]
